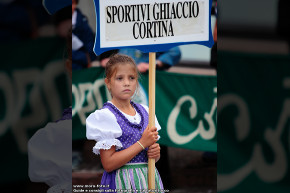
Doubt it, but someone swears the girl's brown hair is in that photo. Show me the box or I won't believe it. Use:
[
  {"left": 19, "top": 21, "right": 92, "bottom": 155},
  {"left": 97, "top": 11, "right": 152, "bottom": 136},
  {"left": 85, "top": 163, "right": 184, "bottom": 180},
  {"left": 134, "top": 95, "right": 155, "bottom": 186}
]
[{"left": 105, "top": 54, "right": 139, "bottom": 81}]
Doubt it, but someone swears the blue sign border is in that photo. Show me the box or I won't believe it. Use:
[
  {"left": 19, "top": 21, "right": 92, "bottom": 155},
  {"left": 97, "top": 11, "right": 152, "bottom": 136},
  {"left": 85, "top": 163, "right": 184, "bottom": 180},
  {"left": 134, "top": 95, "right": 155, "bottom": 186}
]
[{"left": 93, "top": 0, "right": 214, "bottom": 55}]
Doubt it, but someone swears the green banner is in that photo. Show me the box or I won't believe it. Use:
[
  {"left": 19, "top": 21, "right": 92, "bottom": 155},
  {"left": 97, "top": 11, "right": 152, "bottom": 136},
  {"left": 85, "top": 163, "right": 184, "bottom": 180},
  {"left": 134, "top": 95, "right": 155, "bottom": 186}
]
[
  {"left": 217, "top": 51, "right": 290, "bottom": 193},
  {"left": 72, "top": 67, "right": 217, "bottom": 152},
  {"left": 0, "top": 37, "right": 70, "bottom": 182}
]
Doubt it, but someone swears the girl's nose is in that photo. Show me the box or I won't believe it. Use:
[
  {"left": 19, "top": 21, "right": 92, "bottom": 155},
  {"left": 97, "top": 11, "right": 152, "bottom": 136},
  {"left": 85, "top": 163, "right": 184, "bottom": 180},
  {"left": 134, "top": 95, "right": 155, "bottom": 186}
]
[{"left": 124, "top": 78, "right": 130, "bottom": 85}]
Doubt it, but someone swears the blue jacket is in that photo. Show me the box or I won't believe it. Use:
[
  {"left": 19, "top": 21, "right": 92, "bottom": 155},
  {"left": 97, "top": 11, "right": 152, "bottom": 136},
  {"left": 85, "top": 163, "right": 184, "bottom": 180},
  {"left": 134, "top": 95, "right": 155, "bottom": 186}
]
[
  {"left": 72, "top": 8, "right": 96, "bottom": 69},
  {"left": 118, "top": 47, "right": 181, "bottom": 67}
]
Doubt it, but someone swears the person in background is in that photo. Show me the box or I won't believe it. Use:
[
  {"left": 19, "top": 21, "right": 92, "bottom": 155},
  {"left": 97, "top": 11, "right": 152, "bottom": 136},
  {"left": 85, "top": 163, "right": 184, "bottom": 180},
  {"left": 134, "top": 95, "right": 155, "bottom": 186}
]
[
  {"left": 116, "top": 47, "right": 181, "bottom": 73},
  {"left": 99, "top": 48, "right": 181, "bottom": 73},
  {"left": 53, "top": 4, "right": 71, "bottom": 38},
  {"left": 72, "top": 0, "right": 97, "bottom": 69},
  {"left": 72, "top": 0, "right": 117, "bottom": 70}
]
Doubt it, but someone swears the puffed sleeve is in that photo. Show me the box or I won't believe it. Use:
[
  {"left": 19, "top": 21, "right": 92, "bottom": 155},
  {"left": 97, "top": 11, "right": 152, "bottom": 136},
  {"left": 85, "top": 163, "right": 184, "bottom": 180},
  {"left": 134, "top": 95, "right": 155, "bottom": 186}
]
[
  {"left": 86, "top": 108, "right": 123, "bottom": 155},
  {"left": 140, "top": 104, "right": 162, "bottom": 140}
]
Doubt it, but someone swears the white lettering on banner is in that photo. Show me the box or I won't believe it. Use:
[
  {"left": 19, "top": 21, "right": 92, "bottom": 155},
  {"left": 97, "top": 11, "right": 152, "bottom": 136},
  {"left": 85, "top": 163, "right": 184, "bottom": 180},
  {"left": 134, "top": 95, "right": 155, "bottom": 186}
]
[
  {"left": 198, "top": 87, "right": 217, "bottom": 139},
  {"left": 0, "top": 61, "right": 68, "bottom": 153},
  {"left": 167, "top": 95, "right": 198, "bottom": 144},
  {"left": 167, "top": 87, "right": 217, "bottom": 145},
  {"left": 12, "top": 69, "right": 47, "bottom": 153},
  {"left": 217, "top": 78, "right": 290, "bottom": 191},
  {"left": 42, "top": 62, "right": 69, "bottom": 121},
  {"left": 218, "top": 94, "right": 250, "bottom": 141},
  {"left": 72, "top": 79, "right": 111, "bottom": 125}
]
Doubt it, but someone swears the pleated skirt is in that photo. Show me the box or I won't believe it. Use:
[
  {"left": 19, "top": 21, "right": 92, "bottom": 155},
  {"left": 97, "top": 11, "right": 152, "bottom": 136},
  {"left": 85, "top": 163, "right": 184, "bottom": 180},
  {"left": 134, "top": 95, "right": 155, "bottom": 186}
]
[{"left": 101, "top": 163, "right": 164, "bottom": 193}]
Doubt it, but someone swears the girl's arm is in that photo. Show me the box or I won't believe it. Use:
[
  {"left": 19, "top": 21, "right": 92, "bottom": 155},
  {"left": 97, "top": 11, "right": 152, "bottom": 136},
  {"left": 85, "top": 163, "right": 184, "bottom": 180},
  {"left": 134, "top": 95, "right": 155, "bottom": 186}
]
[
  {"left": 100, "top": 126, "right": 158, "bottom": 173},
  {"left": 100, "top": 143, "right": 143, "bottom": 172}
]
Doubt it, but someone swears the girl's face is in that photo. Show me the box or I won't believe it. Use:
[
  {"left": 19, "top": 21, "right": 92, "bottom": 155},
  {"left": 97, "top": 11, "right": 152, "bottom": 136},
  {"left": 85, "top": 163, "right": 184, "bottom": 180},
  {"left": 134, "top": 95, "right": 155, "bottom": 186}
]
[{"left": 106, "top": 63, "right": 138, "bottom": 101}]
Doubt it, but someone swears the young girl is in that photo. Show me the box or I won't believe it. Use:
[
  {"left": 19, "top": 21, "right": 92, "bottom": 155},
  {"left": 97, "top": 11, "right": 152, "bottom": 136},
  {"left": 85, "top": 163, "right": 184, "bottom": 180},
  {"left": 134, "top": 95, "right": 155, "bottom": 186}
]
[{"left": 86, "top": 54, "right": 164, "bottom": 192}]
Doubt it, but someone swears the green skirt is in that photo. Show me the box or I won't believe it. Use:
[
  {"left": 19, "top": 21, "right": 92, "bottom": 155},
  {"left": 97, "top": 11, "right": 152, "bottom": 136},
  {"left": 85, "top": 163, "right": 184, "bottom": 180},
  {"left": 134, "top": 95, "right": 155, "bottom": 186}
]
[{"left": 115, "top": 163, "right": 164, "bottom": 193}]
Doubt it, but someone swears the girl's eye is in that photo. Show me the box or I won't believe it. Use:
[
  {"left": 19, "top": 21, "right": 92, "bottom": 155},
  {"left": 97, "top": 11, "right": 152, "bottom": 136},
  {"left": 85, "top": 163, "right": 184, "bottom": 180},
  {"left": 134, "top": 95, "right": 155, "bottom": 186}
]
[
  {"left": 116, "top": 77, "right": 122, "bottom": 80},
  {"left": 130, "top": 76, "right": 136, "bottom": 80}
]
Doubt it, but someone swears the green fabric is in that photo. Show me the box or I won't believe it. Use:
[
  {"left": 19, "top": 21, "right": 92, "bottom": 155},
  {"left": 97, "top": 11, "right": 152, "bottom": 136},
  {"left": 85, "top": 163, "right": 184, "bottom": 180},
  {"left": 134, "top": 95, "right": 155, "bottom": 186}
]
[
  {"left": 115, "top": 164, "right": 163, "bottom": 192},
  {"left": 0, "top": 37, "right": 69, "bottom": 183},
  {"left": 218, "top": 51, "right": 290, "bottom": 193},
  {"left": 72, "top": 67, "right": 217, "bottom": 152}
]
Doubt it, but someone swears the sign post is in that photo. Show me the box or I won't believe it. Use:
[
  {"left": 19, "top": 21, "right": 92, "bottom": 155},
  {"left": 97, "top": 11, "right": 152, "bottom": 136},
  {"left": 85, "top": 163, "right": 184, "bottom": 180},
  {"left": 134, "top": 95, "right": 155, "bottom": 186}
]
[
  {"left": 148, "top": 52, "right": 156, "bottom": 192},
  {"left": 92, "top": 0, "right": 214, "bottom": 191}
]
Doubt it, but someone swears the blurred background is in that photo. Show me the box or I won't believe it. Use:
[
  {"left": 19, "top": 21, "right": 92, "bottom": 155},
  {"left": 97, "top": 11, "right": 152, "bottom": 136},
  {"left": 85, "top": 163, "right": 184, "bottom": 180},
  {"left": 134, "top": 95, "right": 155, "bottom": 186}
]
[
  {"left": 218, "top": 0, "right": 290, "bottom": 193},
  {"left": 2, "top": 0, "right": 289, "bottom": 193},
  {"left": 0, "top": 0, "right": 71, "bottom": 192},
  {"left": 0, "top": 0, "right": 217, "bottom": 192}
]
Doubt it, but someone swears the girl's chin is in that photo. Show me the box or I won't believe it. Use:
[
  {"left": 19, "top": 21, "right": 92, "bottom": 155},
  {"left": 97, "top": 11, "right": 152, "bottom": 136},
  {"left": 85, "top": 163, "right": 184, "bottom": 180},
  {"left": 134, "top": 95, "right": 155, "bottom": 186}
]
[{"left": 114, "top": 96, "right": 133, "bottom": 101}]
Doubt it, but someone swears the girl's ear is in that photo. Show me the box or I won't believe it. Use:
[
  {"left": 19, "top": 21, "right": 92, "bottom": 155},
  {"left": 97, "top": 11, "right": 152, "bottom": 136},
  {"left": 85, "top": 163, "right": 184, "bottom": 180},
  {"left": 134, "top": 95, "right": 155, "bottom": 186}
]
[
  {"left": 105, "top": 78, "right": 110, "bottom": 90},
  {"left": 104, "top": 77, "right": 109, "bottom": 84}
]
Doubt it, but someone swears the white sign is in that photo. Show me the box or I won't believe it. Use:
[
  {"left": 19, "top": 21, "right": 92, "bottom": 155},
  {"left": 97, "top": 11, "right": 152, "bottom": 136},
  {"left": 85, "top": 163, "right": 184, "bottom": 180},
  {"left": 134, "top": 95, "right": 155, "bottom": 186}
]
[{"left": 93, "top": 0, "right": 213, "bottom": 54}]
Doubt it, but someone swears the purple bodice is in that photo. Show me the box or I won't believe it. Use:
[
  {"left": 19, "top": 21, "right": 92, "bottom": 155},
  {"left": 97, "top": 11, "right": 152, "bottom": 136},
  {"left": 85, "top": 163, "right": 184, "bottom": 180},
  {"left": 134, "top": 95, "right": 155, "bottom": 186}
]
[{"left": 103, "top": 101, "right": 148, "bottom": 163}]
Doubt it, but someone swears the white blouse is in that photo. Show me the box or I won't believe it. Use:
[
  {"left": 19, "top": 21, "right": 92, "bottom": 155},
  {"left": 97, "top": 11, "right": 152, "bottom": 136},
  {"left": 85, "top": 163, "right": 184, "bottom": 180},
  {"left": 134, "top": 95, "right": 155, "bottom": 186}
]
[{"left": 86, "top": 102, "right": 161, "bottom": 155}]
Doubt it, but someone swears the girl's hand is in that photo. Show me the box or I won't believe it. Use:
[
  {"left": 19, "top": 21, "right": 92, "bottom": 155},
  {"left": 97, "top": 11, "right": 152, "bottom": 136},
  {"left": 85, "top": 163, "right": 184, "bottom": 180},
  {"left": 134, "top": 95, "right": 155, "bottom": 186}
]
[
  {"left": 139, "top": 126, "right": 158, "bottom": 148},
  {"left": 147, "top": 143, "right": 161, "bottom": 160}
]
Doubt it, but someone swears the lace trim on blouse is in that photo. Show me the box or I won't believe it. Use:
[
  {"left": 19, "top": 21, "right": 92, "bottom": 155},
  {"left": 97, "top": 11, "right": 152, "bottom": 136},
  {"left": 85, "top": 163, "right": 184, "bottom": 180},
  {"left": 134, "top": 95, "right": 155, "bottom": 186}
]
[{"left": 92, "top": 139, "right": 123, "bottom": 155}]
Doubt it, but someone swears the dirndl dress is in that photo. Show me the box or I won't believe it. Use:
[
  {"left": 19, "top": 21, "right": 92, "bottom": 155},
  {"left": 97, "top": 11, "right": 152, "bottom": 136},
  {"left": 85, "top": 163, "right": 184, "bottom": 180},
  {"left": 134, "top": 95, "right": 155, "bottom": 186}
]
[{"left": 86, "top": 101, "right": 164, "bottom": 193}]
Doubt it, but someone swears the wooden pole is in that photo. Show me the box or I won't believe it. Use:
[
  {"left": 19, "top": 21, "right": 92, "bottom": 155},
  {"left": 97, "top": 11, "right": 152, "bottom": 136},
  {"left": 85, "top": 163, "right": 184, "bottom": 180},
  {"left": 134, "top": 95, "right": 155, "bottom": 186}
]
[{"left": 148, "top": 52, "right": 156, "bottom": 192}]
